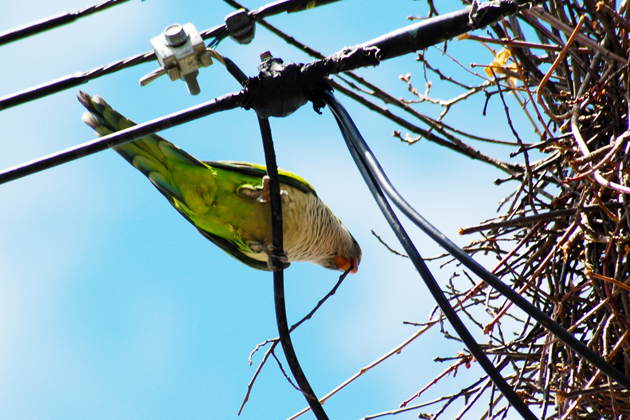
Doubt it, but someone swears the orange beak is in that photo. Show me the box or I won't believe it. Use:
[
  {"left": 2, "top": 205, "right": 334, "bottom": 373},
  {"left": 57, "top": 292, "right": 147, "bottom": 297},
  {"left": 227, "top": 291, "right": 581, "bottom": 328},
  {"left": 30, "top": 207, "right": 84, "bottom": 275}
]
[{"left": 334, "top": 255, "right": 359, "bottom": 274}]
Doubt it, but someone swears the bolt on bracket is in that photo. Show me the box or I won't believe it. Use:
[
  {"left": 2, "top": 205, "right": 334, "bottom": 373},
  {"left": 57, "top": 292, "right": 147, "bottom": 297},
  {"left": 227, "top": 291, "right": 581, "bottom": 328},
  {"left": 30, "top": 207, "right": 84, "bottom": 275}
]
[{"left": 140, "top": 23, "right": 214, "bottom": 95}]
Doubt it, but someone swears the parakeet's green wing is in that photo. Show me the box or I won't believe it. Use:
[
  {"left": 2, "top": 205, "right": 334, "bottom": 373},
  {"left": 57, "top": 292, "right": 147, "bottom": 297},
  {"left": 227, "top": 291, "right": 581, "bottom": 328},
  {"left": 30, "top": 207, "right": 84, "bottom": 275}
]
[
  {"left": 208, "top": 161, "right": 349, "bottom": 240},
  {"left": 197, "top": 161, "right": 315, "bottom": 271},
  {"left": 206, "top": 161, "right": 317, "bottom": 196}
]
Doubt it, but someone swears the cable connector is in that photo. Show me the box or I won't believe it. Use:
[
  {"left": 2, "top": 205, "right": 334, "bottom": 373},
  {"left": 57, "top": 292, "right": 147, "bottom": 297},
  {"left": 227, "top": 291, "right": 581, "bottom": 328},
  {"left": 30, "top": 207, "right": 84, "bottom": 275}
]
[
  {"left": 140, "top": 23, "right": 214, "bottom": 95},
  {"left": 225, "top": 9, "right": 255, "bottom": 44}
]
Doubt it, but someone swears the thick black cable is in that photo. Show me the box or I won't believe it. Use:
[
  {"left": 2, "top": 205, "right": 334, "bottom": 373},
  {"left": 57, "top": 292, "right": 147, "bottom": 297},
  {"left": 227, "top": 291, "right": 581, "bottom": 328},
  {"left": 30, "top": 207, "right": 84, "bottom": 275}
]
[
  {"left": 0, "top": 24, "right": 226, "bottom": 112},
  {"left": 0, "top": 0, "right": 132, "bottom": 46},
  {"left": 319, "top": 89, "right": 537, "bottom": 420},
  {"left": 0, "top": 91, "right": 244, "bottom": 185},
  {"left": 1, "top": 0, "right": 542, "bottom": 112},
  {"left": 257, "top": 116, "right": 329, "bottom": 420},
  {"left": 361, "top": 0, "right": 545, "bottom": 61},
  {"left": 317, "top": 89, "right": 630, "bottom": 392}
]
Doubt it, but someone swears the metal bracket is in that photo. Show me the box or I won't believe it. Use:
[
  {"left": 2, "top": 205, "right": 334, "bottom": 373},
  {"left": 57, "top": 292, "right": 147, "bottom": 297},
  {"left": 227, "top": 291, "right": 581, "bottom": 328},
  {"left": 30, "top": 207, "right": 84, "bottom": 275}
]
[{"left": 140, "top": 23, "right": 214, "bottom": 95}]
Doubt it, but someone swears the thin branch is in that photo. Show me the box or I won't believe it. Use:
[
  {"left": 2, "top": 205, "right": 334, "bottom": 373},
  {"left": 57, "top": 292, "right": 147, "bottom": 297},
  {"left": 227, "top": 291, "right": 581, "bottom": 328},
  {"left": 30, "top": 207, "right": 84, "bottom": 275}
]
[
  {"left": 458, "top": 202, "right": 623, "bottom": 234},
  {"left": 370, "top": 230, "right": 409, "bottom": 258},
  {"left": 239, "top": 265, "right": 351, "bottom": 415},
  {"left": 287, "top": 323, "right": 438, "bottom": 420}
]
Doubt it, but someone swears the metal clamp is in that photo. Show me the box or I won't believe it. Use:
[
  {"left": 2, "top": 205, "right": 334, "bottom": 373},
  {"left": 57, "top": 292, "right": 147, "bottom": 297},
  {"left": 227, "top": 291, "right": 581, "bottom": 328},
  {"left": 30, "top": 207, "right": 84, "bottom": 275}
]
[
  {"left": 224, "top": 9, "right": 255, "bottom": 45},
  {"left": 140, "top": 23, "right": 214, "bottom": 95}
]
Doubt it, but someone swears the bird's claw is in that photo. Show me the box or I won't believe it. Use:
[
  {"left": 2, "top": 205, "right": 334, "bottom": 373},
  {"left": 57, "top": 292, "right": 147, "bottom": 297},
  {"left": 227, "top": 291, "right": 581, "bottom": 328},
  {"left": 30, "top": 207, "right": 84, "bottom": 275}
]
[
  {"left": 249, "top": 242, "right": 289, "bottom": 271},
  {"left": 238, "top": 176, "right": 287, "bottom": 204},
  {"left": 258, "top": 176, "right": 271, "bottom": 203}
]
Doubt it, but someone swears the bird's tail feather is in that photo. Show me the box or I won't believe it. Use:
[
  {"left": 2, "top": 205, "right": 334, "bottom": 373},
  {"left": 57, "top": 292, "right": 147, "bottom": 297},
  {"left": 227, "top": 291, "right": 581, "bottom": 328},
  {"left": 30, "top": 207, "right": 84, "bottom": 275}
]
[{"left": 78, "top": 91, "right": 202, "bottom": 203}]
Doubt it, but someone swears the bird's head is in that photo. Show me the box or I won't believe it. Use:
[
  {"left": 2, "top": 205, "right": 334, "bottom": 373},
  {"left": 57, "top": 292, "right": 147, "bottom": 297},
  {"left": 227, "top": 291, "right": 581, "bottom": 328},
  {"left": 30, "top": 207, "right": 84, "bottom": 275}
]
[{"left": 333, "top": 234, "right": 362, "bottom": 274}]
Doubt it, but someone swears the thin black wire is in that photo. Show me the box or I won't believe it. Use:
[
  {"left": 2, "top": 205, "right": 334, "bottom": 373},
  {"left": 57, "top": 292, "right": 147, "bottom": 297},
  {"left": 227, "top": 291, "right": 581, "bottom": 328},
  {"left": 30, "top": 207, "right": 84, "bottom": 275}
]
[
  {"left": 251, "top": 0, "right": 342, "bottom": 19},
  {"left": 0, "top": 24, "right": 225, "bottom": 112},
  {"left": 221, "top": 51, "right": 329, "bottom": 418},
  {"left": 319, "top": 89, "right": 537, "bottom": 420},
  {"left": 318, "top": 89, "right": 630, "bottom": 392},
  {"left": 0, "top": 0, "right": 341, "bottom": 111},
  {"left": 257, "top": 116, "right": 329, "bottom": 420},
  {"left": 0, "top": 0, "right": 132, "bottom": 46},
  {"left": 0, "top": 0, "right": 333, "bottom": 48},
  {"left": 0, "top": 91, "right": 244, "bottom": 185},
  {"left": 1, "top": 0, "right": 543, "bottom": 112},
  {"left": 0, "top": 55, "right": 245, "bottom": 185}
]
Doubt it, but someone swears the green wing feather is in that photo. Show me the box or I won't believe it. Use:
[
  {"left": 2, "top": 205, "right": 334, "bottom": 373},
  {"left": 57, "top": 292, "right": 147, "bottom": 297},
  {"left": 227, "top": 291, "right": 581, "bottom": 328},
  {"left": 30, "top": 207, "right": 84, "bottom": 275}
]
[
  {"left": 207, "top": 161, "right": 316, "bottom": 196},
  {"left": 78, "top": 92, "right": 300, "bottom": 271}
]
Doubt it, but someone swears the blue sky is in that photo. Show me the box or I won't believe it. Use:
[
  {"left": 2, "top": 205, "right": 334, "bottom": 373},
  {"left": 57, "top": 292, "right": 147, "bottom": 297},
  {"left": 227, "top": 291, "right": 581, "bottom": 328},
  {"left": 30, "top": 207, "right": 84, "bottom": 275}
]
[{"left": 0, "top": 1, "right": 534, "bottom": 419}]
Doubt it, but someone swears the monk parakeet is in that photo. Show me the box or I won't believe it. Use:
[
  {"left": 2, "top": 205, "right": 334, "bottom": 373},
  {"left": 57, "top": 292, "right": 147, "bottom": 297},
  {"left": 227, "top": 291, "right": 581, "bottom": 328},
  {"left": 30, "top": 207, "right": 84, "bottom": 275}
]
[{"left": 78, "top": 92, "right": 361, "bottom": 273}]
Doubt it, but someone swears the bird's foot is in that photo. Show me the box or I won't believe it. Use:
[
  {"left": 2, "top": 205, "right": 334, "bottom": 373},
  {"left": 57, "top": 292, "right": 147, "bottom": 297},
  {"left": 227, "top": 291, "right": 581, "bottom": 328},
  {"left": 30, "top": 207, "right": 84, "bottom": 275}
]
[
  {"left": 258, "top": 176, "right": 272, "bottom": 203},
  {"left": 249, "top": 242, "right": 289, "bottom": 271},
  {"left": 238, "top": 176, "right": 287, "bottom": 204}
]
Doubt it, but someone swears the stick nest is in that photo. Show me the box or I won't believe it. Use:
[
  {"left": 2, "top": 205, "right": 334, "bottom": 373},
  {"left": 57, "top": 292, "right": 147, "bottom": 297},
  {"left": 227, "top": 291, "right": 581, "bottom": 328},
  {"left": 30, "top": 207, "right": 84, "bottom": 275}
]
[{"left": 423, "top": 1, "right": 630, "bottom": 418}]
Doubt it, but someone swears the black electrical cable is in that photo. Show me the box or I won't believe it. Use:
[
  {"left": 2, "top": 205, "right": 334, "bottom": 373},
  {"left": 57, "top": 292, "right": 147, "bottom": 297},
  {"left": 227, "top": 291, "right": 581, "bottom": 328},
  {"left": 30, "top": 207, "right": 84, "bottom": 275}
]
[
  {"left": 361, "top": 0, "right": 546, "bottom": 61},
  {"left": 251, "top": 0, "right": 342, "bottom": 18},
  {"left": 1, "top": 0, "right": 542, "bottom": 112},
  {"left": 0, "top": 0, "right": 342, "bottom": 111},
  {"left": 0, "top": 41, "right": 249, "bottom": 184},
  {"left": 0, "top": 0, "right": 334, "bottom": 48},
  {"left": 258, "top": 116, "right": 329, "bottom": 420},
  {"left": 319, "top": 89, "right": 538, "bottom": 420},
  {"left": 0, "top": 91, "right": 244, "bottom": 185},
  {"left": 317, "top": 89, "right": 630, "bottom": 393},
  {"left": 212, "top": 0, "right": 343, "bottom": 46},
  {"left": 0, "top": 0, "right": 132, "bottom": 46},
  {"left": 0, "top": 24, "right": 227, "bottom": 112}
]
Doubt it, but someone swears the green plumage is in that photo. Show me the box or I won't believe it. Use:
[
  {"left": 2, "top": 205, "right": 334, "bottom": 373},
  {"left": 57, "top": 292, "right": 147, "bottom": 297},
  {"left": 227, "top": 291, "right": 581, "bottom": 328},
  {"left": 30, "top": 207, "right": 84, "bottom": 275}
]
[{"left": 78, "top": 92, "right": 361, "bottom": 272}]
